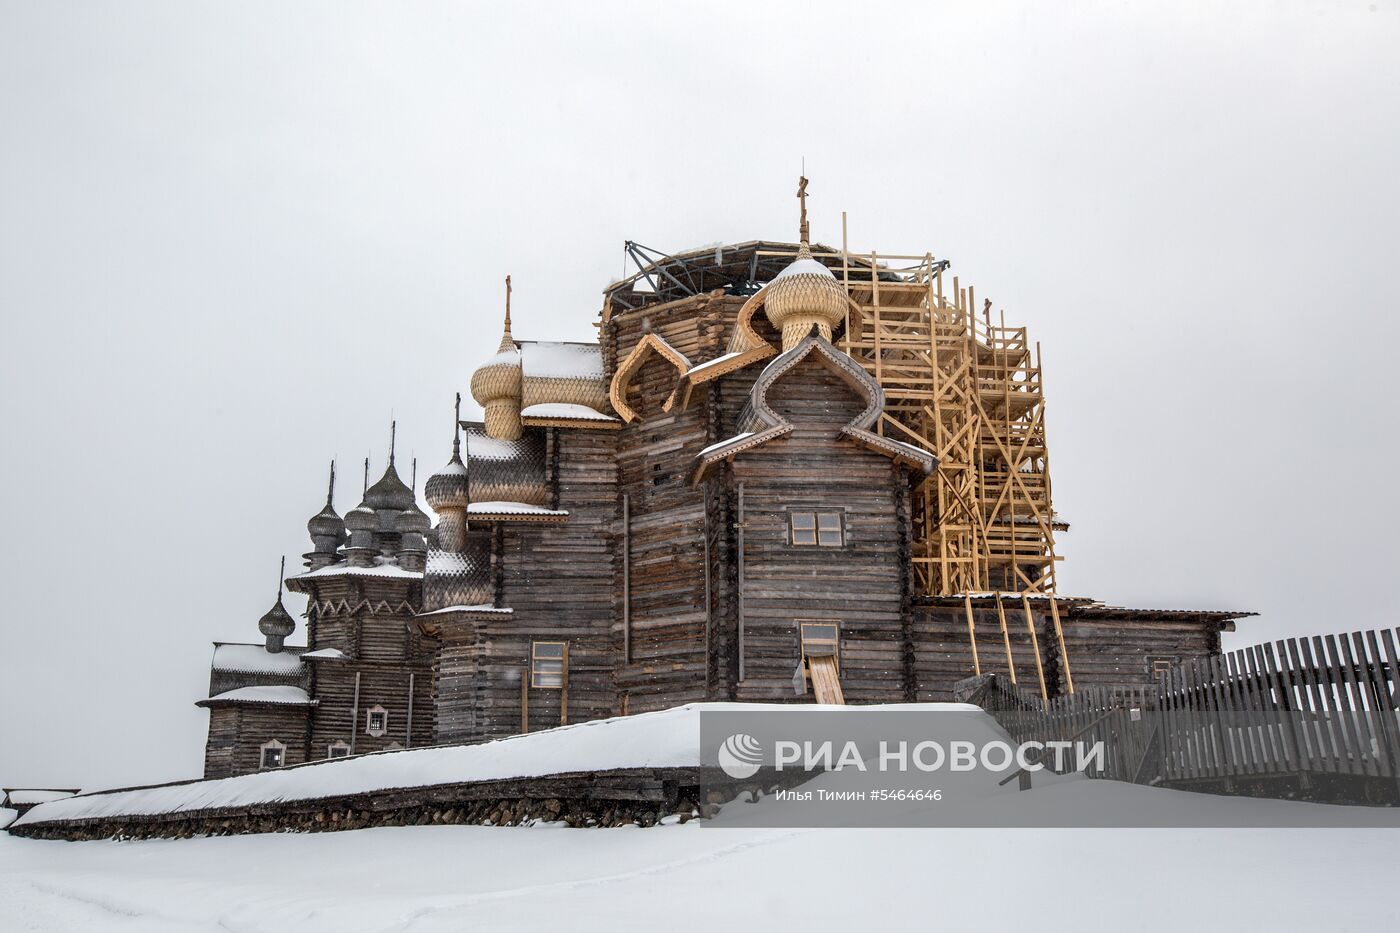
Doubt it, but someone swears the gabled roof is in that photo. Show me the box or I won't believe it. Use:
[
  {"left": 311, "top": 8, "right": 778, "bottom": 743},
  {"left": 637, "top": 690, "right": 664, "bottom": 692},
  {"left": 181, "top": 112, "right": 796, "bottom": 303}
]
[{"left": 692, "top": 332, "right": 936, "bottom": 483}]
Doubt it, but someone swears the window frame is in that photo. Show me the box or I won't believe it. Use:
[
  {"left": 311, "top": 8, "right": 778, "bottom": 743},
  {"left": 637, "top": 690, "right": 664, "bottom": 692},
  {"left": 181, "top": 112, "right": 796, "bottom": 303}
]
[
  {"left": 531, "top": 641, "right": 568, "bottom": 690},
  {"left": 327, "top": 741, "right": 351, "bottom": 759},
  {"left": 1146, "top": 656, "right": 1177, "bottom": 677},
  {"left": 259, "top": 739, "right": 286, "bottom": 770},
  {"left": 365, "top": 704, "right": 389, "bottom": 738},
  {"left": 788, "top": 509, "right": 845, "bottom": 547}
]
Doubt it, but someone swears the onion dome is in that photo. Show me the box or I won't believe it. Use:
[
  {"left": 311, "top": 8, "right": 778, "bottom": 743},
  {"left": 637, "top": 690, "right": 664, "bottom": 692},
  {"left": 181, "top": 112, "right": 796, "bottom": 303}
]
[
  {"left": 364, "top": 460, "right": 415, "bottom": 512},
  {"left": 344, "top": 496, "right": 378, "bottom": 532},
  {"left": 762, "top": 176, "right": 847, "bottom": 350},
  {"left": 396, "top": 500, "right": 431, "bottom": 536},
  {"left": 426, "top": 397, "right": 470, "bottom": 513},
  {"left": 259, "top": 558, "right": 296, "bottom": 653},
  {"left": 470, "top": 275, "right": 523, "bottom": 441},
  {"left": 307, "top": 461, "right": 346, "bottom": 550}
]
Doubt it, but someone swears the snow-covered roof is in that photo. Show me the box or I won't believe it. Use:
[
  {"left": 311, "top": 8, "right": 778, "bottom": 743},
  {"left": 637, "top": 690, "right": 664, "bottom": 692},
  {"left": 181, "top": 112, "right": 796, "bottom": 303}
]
[
  {"left": 198, "top": 686, "right": 317, "bottom": 707},
  {"left": 4, "top": 789, "right": 76, "bottom": 806},
  {"left": 699, "top": 432, "right": 755, "bottom": 457},
  {"left": 291, "top": 562, "right": 423, "bottom": 581},
  {"left": 415, "top": 604, "right": 514, "bottom": 616},
  {"left": 685, "top": 351, "right": 745, "bottom": 379},
  {"left": 467, "top": 501, "right": 569, "bottom": 517},
  {"left": 521, "top": 403, "right": 617, "bottom": 422},
  {"left": 299, "top": 648, "right": 347, "bottom": 661},
  {"left": 211, "top": 644, "right": 305, "bottom": 676},
  {"left": 520, "top": 341, "right": 603, "bottom": 379},
  {"left": 467, "top": 433, "right": 528, "bottom": 462},
  {"left": 14, "top": 703, "right": 978, "bottom": 827}
]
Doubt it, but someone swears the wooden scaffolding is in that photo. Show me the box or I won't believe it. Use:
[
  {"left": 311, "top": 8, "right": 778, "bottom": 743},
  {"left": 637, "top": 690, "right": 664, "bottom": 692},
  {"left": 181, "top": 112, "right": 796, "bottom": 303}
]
[{"left": 757, "top": 241, "right": 1062, "bottom": 597}]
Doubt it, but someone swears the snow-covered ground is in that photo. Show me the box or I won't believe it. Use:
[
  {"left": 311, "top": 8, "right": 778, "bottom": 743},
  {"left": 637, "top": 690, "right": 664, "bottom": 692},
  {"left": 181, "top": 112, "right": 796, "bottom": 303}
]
[
  {"left": 5, "top": 704, "right": 1399, "bottom": 930},
  {"left": 2, "top": 798, "right": 1398, "bottom": 932}
]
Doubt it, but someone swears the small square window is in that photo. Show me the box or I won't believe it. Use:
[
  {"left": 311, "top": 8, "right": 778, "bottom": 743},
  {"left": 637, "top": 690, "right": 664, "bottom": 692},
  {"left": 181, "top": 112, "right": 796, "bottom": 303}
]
[
  {"left": 800, "top": 621, "right": 840, "bottom": 666},
  {"left": 531, "top": 641, "right": 567, "bottom": 689},
  {"left": 260, "top": 740, "right": 285, "bottom": 769},
  {"left": 817, "top": 513, "right": 844, "bottom": 546},
  {"left": 790, "top": 511, "right": 844, "bottom": 546},
  {"left": 790, "top": 511, "right": 818, "bottom": 545},
  {"left": 366, "top": 705, "right": 388, "bottom": 738},
  {"left": 327, "top": 741, "right": 350, "bottom": 759},
  {"left": 1148, "top": 657, "right": 1175, "bottom": 676}
]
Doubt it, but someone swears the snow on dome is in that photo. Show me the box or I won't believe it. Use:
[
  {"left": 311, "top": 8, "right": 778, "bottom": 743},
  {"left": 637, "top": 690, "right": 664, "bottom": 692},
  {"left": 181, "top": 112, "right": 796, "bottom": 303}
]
[
  {"left": 482, "top": 347, "right": 520, "bottom": 368},
  {"left": 432, "top": 458, "right": 468, "bottom": 476},
  {"left": 199, "top": 685, "right": 316, "bottom": 706},
  {"left": 772, "top": 256, "right": 836, "bottom": 282},
  {"left": 521, "top": 403, "right": 618, "bottom": 421},
  {"left": 211, "top": 644, "right": 306, "bottom": 676},
  {"left": 521, "top": 342, "right": 603, "bottom": 380}
]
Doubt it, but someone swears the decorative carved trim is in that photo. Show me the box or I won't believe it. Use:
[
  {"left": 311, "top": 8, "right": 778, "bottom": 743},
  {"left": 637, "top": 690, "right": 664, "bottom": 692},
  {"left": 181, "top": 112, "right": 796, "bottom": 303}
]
[
  {"left": 608, "top": 333, "right": 692, "bottom": 423},
  {"left": 691, "top": 333, "right": 935, "bottom": 483}
]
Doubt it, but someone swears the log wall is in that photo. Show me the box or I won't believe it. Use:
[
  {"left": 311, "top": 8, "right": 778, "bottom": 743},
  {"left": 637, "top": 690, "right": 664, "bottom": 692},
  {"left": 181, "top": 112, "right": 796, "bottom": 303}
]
[{"left": 727, "top": 355, "right": 908, "bottom": 703}]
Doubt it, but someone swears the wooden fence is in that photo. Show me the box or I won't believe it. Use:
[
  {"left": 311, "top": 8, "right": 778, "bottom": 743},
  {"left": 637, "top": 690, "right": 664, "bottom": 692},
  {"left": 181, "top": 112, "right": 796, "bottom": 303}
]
[{"left": 958, "top": 627, "right": 1400, "bottom": 804}]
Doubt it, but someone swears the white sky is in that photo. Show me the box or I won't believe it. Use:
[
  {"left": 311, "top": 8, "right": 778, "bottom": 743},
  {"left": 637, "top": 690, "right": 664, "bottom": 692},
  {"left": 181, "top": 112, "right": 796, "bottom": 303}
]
[{"left": 1, "top": 1, "right": 1397, "bottom": 790}]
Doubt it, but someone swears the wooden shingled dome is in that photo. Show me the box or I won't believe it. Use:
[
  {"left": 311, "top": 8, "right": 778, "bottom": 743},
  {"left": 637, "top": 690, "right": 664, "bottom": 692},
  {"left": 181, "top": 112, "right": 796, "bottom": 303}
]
[{"left": 470, "top": 276, "right": 524, "bottom": 440}]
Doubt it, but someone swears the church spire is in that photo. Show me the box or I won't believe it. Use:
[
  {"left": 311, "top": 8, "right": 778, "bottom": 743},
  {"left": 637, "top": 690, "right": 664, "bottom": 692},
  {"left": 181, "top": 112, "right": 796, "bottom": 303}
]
[
  {"left": 498, "top": 275, "right": 514, "bottom": 353},
  {"left": 452, "top": 391, "right": 462, "bottom": 459}
]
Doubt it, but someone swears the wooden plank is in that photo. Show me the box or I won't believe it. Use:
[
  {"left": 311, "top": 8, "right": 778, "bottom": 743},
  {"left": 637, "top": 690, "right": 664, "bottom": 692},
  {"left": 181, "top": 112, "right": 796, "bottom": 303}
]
[
  {"left": 1360, "top": 630, "right": 1399, "bottom": 779},
  {"left": 809, "top": 655, "right": 846, "bottom": 705},
  {"left": 1283, "top": 637, "right": 1326, "bottom": 773},
  {"left": 1315, "top": 635, "right": 1361, "bottom": 775},
  {"left": 1021, "top": 595, "right": 1047, "bottom": 702},
  {"left": 964, "top": 594, "right": 981, "bottom": 677},
  {"left": 994, "top": 592, "right": 1016, "bottom": 685}
]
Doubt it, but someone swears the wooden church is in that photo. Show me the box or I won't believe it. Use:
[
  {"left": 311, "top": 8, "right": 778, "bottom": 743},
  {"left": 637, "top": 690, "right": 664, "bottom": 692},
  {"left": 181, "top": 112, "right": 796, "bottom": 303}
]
[{"left": 198, "top": 181, "right": 1250, "bottom": 777}]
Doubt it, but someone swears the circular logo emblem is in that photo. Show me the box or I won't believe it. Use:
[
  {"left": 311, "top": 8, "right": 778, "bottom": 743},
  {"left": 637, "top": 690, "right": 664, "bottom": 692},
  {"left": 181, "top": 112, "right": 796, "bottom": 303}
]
[{"left": 717, "top": 732, "right": 764, "bottom": 779}]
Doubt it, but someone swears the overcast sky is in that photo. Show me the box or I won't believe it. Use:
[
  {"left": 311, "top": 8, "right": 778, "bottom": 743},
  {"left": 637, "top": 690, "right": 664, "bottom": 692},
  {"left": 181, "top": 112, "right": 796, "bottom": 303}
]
[{"left": 2, "top": 1, "right": 1397, "bottom": 790}]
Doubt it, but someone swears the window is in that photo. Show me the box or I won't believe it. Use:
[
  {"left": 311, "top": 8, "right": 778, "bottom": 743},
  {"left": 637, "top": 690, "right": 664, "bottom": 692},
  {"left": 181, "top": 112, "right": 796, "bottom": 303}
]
[
  {"left": 365, "top": 705, "right": 388, "bottom": 738},
  {"left": 790, "top": 511, "right": 844, "bottom": 546},
  {"left": 327, "top": 741, "right": 350, "bottom": 759},
  {"left": 1147, "top": 657, "right": 1176, "bottom": 677},
  {"left": 531, "top": 641, "right": 567, "bottom": 689},
  {"left": 260, "top": 740, "right": 286, "bottom": 769},
  {"left": 800, "top": 621, "right": 840, "bottom": 669}
]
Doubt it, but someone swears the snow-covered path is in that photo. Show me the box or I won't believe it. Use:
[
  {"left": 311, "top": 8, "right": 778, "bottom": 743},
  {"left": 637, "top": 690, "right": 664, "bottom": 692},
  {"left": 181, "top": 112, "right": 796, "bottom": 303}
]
[{"left": 3, "top": 801, "right": 1397, "bottom": 932}]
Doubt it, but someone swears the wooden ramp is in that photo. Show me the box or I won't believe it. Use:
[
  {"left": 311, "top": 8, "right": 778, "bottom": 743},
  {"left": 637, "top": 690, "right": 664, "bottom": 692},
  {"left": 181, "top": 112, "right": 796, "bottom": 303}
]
[{"left": 808, "top": 655, "right": 846, "bottom": 705}]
